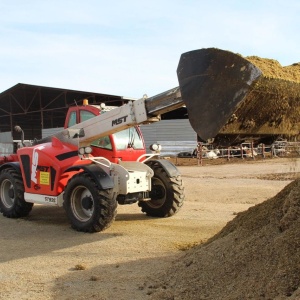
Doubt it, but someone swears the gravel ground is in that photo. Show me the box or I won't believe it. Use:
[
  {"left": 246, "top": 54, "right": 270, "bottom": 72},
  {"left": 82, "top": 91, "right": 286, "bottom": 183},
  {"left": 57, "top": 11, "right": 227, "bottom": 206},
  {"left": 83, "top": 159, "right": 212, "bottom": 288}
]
[{"left": 0, "top": 157, "right": 299, "bottom": 300}]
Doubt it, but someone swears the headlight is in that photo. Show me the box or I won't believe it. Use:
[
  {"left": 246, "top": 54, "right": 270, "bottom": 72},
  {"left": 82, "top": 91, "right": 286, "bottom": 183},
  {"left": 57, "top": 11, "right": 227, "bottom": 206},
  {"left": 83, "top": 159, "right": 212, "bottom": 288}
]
[
  {"left": 79, "top": 147, "right": 85, "bottom": 155},
  {"left": 85, "top": 146, "right": 92, "bottom": 154},
  {"left": 150, "top": 143, "right": 162, "bottom": 152},
  {"left": 79, "top": 146, "right": 93, "bottom": 155}
]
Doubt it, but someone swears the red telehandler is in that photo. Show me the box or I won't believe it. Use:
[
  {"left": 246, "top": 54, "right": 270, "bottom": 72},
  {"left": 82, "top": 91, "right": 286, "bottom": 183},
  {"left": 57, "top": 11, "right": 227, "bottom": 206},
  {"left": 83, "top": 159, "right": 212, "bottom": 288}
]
[{"left": 0, "top": 48, "right": 288, "bottom": 232}]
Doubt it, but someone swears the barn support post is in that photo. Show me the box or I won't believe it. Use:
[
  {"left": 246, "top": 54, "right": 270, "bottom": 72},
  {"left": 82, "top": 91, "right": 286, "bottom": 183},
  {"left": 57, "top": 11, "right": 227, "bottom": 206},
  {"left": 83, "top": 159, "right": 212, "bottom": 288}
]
[
  {"left": 39, "top": 88, "right": 44, "bottom": 131},
  {"left": 227, "top": 147, "right": 231, "bottom": 161},
  {"left": 240, "top": 144, "right": 244, "bottom": 159},
  {"left": 9, "top": 93, "right": 13, "bottom": 135},
  {"left": 251, "top": 141, "right": 255, "bottom": 160},
  {"left": 262, "top": 143, "right": 266, "bottom": 159},
  {"left": 197, "top": 142, "right": 203, "bottom": 166}
]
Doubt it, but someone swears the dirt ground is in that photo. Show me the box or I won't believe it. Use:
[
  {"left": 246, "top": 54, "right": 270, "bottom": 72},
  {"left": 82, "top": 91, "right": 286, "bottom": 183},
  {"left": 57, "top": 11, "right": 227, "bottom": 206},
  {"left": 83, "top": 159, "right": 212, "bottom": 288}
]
[{"left": 0, "top": 157, "right": 299, "bottom": 300}]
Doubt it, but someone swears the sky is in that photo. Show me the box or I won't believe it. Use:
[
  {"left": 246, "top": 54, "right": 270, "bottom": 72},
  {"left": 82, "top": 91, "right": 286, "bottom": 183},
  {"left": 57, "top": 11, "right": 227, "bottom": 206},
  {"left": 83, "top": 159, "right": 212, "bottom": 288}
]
[{"left": 0, "top": 0, "right": 299, "bottom": 98}]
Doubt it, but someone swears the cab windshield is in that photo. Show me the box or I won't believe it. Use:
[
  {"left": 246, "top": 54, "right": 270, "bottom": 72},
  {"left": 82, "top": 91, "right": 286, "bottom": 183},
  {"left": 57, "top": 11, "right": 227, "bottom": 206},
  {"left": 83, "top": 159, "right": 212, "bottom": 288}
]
[{"left": 114, "top": 127, "right": 144, "bottom": 150}]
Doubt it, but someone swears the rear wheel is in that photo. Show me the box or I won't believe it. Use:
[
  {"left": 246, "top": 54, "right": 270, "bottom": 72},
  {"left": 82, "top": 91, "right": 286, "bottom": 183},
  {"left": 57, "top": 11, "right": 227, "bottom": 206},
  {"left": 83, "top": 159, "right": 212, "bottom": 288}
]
[
  {"left": 138, "top": 163, "right": 184, "bottom": 217},
  {"left": 0, "top": 168, "right": 33, "bottom": 218},
  {"left": 63, "top": 172, "right": 117, "bottom": 232}
]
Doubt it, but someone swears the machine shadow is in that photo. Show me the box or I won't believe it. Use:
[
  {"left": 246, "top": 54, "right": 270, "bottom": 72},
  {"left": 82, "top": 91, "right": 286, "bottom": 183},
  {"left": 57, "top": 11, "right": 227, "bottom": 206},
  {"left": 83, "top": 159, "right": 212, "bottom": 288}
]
[
  {"left": 0, "top": 205, "right": 122, "bottom": 264},
  {"left": 0, "top": 204, "right": 163, "bottom": 264}
]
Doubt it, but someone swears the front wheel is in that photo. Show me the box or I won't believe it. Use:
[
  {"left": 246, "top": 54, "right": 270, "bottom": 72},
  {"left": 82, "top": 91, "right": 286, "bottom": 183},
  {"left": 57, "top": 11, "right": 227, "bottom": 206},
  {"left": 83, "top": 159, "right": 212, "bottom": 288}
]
[
  {"left": 0, "top": 168, "right": 33, "bottom": 218},
  {"left": 63, "top": 172, "right": 117, "bottom": 232},
  {"left": 138, "top": 162, "right": 184, "bottom": 217}
]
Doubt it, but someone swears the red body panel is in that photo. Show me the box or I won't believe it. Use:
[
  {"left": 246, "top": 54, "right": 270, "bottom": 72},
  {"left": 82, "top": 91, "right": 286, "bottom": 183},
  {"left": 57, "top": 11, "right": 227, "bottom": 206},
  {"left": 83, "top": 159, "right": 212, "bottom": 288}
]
[
  {"left": 93, "top": 147, "right": 145, "bottom": 163},
  {"left": 17, "top": 137, "right": 88, "bottom": 196},
  {"left": 0, "top": 154, "right": 18, "bottom": 164}
]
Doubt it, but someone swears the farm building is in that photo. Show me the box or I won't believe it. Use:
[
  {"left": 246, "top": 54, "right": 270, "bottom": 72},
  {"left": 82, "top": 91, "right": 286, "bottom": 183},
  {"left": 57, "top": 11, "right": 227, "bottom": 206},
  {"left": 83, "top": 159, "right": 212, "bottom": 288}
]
[{"left": 0, "top": 83, "right": 196, "bottom": 156}]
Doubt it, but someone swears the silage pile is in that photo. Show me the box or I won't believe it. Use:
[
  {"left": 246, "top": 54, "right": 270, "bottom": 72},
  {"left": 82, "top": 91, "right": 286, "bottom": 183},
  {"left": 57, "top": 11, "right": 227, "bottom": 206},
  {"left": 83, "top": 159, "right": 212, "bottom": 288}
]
[
  {"left": 148, "top": 178, "right": 300, "bottom": 300},
  {"left": 246, "top": 56, "right": 300, "bottom": 82},
  {"left": 220, "top": 54, "right": 300, "bottom": 136}
]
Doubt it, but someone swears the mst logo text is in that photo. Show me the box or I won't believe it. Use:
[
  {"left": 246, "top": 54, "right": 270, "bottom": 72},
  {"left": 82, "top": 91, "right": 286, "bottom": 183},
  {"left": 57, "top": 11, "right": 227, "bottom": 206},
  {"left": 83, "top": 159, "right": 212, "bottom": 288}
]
[{"left": 112, "top": 115, "right": 128, "bottom": 126}]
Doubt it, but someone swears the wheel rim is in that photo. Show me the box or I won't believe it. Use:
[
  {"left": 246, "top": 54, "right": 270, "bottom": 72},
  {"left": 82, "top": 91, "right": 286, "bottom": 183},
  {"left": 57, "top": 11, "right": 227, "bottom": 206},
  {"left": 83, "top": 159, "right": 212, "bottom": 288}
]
[
  {"left": 148, "top": 177, "right": 166, "bottom": 208},
  {"left": 0, "top": 179, "right": 15, "bottom": 209},
  {"left": 70, "top": 185, "right": 94, "bottom": 222}
]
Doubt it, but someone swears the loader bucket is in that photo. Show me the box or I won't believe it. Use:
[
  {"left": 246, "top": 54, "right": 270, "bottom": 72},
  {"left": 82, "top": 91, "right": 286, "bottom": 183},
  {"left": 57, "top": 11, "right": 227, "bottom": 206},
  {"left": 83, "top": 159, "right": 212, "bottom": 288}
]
[
  {"left": 178, "top": 48, "right": 300, "bottom": 145},
  {"left": 177, "top": 48, "right": 262, "bottom": 142}
]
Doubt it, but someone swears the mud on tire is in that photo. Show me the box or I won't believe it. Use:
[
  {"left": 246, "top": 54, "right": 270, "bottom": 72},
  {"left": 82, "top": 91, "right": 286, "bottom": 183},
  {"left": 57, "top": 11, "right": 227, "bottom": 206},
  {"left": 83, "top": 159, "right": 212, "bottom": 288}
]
[
  {"left": 63, "top": 172, "right": 117, "bottom": 232},
  {"left": 0, "top": 168, "right": 33, "bottom": 218},
  {"left": 138, "top": 162, "right": 184, "bottom": 217}
]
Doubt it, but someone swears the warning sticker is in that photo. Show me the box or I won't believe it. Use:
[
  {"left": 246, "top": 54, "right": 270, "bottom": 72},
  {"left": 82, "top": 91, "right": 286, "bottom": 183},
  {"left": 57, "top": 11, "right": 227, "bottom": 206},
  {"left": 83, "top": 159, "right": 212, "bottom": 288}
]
[{"left": 40, "top": 172, "right": 50, "bottom": 185}]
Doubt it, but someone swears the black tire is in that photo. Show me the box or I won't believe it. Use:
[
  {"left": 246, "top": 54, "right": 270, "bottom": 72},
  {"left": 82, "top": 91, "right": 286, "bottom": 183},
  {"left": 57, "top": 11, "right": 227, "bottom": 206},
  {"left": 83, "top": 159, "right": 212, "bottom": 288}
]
[
  {"left": 138, "top": 162, "right": 184, "bottom": 217},
  {"left": 63, "top": 172, "right": 117, "bottom": 233},
  {"left": 0, "top": 168, "right": 33, "bottom": 218}
]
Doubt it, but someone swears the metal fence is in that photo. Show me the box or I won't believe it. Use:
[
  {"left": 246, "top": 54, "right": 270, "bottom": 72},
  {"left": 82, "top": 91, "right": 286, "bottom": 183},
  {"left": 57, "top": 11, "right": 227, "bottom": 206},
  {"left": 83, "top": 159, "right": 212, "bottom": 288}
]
[{"left": 180, "top": 140, "right": 300, "bottom": 165}]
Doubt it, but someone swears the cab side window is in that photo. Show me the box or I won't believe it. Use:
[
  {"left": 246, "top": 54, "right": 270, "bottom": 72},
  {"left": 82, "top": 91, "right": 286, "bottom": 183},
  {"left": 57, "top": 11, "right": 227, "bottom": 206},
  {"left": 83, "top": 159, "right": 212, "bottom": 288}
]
[{"left": 68, "top": 111, "right": 77, "bottom": 127}]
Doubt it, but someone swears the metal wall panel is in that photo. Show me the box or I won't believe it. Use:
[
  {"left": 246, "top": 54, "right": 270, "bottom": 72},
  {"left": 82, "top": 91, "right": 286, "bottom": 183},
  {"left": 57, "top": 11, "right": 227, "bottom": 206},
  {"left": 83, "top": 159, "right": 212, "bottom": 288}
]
[
  {"left": 42, "top": 128, "right": 64, "bottom": 138},
  {"left": 140, "top": 119, "right": 196, "bottom": 156},
  {"left": 0, "top": 132, "right": 14, "bottom": 154}
]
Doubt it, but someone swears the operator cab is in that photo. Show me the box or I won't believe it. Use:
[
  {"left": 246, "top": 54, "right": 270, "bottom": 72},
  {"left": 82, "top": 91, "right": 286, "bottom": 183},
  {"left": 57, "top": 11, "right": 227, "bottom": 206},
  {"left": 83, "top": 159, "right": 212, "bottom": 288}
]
[{"left": 64, "top": 100, "right": 146, "bottom": 163}]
